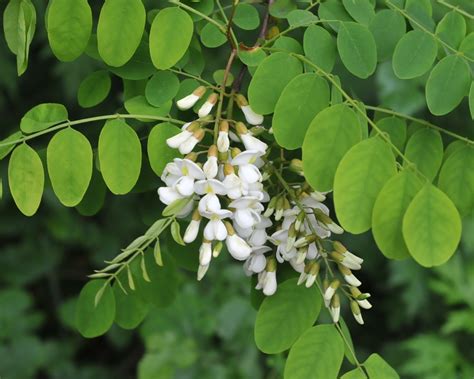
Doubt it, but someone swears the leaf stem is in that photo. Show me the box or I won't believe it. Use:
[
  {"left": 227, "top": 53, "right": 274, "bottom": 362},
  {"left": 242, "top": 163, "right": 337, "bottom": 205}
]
[
  {"left": 364, "top": 105, "right": 474, "bottom": 145},
  {"left": 386, "top": 0, "right": 474, "bottom": 63},
  {"left": 0, "top": 114, "right": 185, "bottom": 149},
  {"left": 169, "top": 0, "right": 227, "bottom": 32},
  {"left": 168, "top": 68, "right": 218, "bottom": 89},
  {"left": 436, "top": 0, "right": 474, "bottom": 19}
]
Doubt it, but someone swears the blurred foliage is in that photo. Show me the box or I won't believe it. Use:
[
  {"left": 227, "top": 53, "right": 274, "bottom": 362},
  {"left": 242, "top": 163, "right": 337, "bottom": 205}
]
[{"left": 0, "top": 0, "right": 473, "bottom": 378}]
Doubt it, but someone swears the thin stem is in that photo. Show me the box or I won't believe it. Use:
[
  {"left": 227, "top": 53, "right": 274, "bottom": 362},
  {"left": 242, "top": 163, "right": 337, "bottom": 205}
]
[
  {"left": 214, "top": 48, "right": 238, "bottom": 142},
  {"left": 364, "top": 105, "right": 474, "bottom": 145},
  {"left": 168, "top": 68, "right": 217, "bottom": 89},
  {"left": 216, "top": 0, "right": 239, "bottom": 49},
  {"left": 436, "top": 0, "right": 474, "bottom": 20},
  {"left": 0, "top": 114, "right": 185, "bottom": 149},
  {"left": 386, "top": 0, "right": 474, "bottom": 63},
  {"left": 169, "top": 0, "right": 227, "bottom": 32}
]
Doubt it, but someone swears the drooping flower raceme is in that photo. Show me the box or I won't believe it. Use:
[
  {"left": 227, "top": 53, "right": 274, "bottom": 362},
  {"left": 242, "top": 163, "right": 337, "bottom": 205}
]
[{"left": 156, "top": 89, "right": 371, "bottom": 325}]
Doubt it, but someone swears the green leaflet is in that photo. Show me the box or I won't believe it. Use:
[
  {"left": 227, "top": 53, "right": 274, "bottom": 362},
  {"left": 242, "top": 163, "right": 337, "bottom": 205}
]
[
  {"left": 248, "top": 52, "right": 302, "bottom": 115},
  {"left": 113, "top": 282, "right": 149, "bottom": 330},
  {"left": 0, "top": 132, "right": 23, "bottom": 160},
  {"left": 392, "top": 30, "right": 437, "bottom": 79},
  {"left": 20, "top": 103, "right": 68, "bottom": 134},
  {"left": 97, "top": 0, "right": 145, "bottom": 67},
  {"left": 334, "top": 137, "right": 397, "bottom": 234},
  {"left": 303, "top": 25, "right": 337, "bottom": 73},
  {"left": 404, "top": 128, "right": 443, "bottom": 181},
  {"left": 318, "top": 0, "right": 352, "bottom": 32},
  {"left": 47, "top": 0, "right": 92, "bottom": 61},
  {"left": 342, "top": 354, "right": 399, "bottom": 378},
  {"left": 337, "top": 22, "right": 377, "bottom": 79},
  {"left": 98, "top": 119, "right": 142, "bottom": 195},
  {"left": 286, "top": 10, "right": 318, "bottom": 28},
  {"left": 470, "top": 83, "right": 474, "bottom": 120},
  {"left": 302, "top": 104, "right": 361, "bottom": 192},
  {"left": 342, "top": 0, "right": 375, "bottom": 25},
  {"left": 47, "top": 128, "right": 92, "bottom": 207},
  {"left": 438, "top": 146, "right": 474, "bottom": 216},
  {"left": 254, "top": 278, "right": 321, "bottom": 354},
  {"left": 284, "top": 325, "right": 344, "bottom": 379},
  {"left": 372, "top": 170, "right": 423, "bottom": 260},
  {"left": 369, "top": 9, "right": 406, "bottom": 61},
  {"left": 76, "top": 169, "right": 107, "bottom": 217},
  {"left": 12, "top": 0, "right": 36, "bottom": 76},
  {"left": 109, "top": 41, "right": 156, "bottom": 80},
  {"left": 145, "top": 71, "right": 180, "bottom": 107},
  {"left": 425, "top": 55, "right": 471, "bottom": 116},
  {"left": 8, "top": 144, "right": 44, "bottom": 216},
  {"left": 150, "top": 7, "right": 194, "bottom": 70},
  {"left": 273, "top": 73, "right": 329, "bottom": 150},
  {"left": 75, "top": 280, "right": 115, "bottom": 338},
  {"left": 460, "top": 32, "right": 474, "bottom": 60},
  {"left": 147, "top": 123, "right": 182, "bottom": 176},
  {"left": 200, "top": 22, "right": 227, "bottom": 48},
  {"left": 403, "top": 184, "right": 462, "bottom": 267},
  {"left": 77, "top": 71, "right": 111, "bottom": 108},
  {"left": 233, "top": 3, "right": 260, "bottom": 30},
  {"left": 370, "top": 117, "right": 407, "bottom": 152},
  {"left": 124, "top": 96, "right": 172, "bottom": 121},
  {"left": 269, "top": 0, "right": 297, "bottom": 18},
  {"left": 435, "top": 11, "right": 466, "bottom": 49}
]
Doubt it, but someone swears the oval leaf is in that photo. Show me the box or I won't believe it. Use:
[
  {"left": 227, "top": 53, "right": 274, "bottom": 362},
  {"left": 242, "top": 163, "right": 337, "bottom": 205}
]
[
  {"left": 303, "top": 25, "right": 337, "bottom": 73},
  {"left": 337, "top": 22, "right": 377, "bottom": 79},
  {"left": 75, "top": 280, "right": 115, "bottom": 338},
  {"left": 150, "top": 7, "right": 194, "bottom": 70},
  {"left": 47, "top": 0, "right": 92, "bottom": 61},
  {"left": 255, "top": 278, "right": 321, "bottom": 354},
  {"left": 273, "top": 73, "right": 330, "bottom": 150},
  {"left": 369, "top": 9, "right": 406, "bottom": 61},
  {"left": 8, "top": 144, "right": 44, "bottom": 216},
  {"left": 404, "top": 128, "right": 443, "bottom": 181},
  {"left": 303, "top": 104, "right": 362, "bottom": 192},
  {"left": 438, "top": 146, "right": 474, "bottom": 216},
  {"left": 284, "top": 325, "right": 344, "bottom": 379},
  {"left": 372, "top": 171, "right": 423, "bottom": 260},
  {"left": 97, "top": 0, "right": 146, "bottom": 67},
  {"left": 78, "top": 71, "right": 111, "bottom": 108},
  {"left": 47, "top": 128, "right": 93, "bottom": 207},
  {"left": 392, "top": 30, "right": 437, "bottom": 79},
  {"left": 248, "top": 52, "right": 303, "bottom": 115},
  {"left": 425, "top": 55, "right": 471, "bottom": 116},
  {"left": 98, "top": 119, "right": 142, "bottom": 195},
  {"left": 334, "top": 137, "right": 397, "bottom": 234},
  {"left": 403, "top": 184, "right": 462, "bottom": 267},
  {"left": 145, "top": 71, "right": 180, "bottom": 107},
  {"left": 113, "top": 283, "right": 149, "bottom": 330},
  {"left": 20, "top": 103, "right": 68, "bottom": 134}
]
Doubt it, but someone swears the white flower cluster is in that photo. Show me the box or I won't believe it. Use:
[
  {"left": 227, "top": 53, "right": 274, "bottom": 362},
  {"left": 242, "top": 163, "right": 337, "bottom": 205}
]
[
  {"left": 156, "top": 87, "right": 371, "bottom": 325},
  {"left": 158, "top": 88, "right": 273, "bottom": 285}
]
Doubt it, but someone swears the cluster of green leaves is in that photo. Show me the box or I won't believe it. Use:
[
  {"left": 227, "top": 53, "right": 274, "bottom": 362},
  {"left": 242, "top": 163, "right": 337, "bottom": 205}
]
[{"left": 1, "top": 0, "right": 474, "bottom": 378}]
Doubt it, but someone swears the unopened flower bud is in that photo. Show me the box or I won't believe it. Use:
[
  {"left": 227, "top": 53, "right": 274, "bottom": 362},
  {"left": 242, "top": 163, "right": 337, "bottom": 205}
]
[
  {"left": 330, "top": 294, "right": 341, "bottom": 323},
  {"left": 179, "top": 128, "right": 204, "bottom": 154},
  {"left": 236, "top": 121, "right": 268, "bottom": 152},
  {"left": 315, "top": 209, "right": 344, "bottom": 234},
  {"left": 324, "top": 280, "right": 340, "bottom": 302},
  {"left": 177, "top": 86, "right": 206, "bottom": 110},
  {"left": 350, "top": 287, "right": 372, "bottom": 309},
  {"left": 183, "top": 209, "right": 201, "bottom": 243},
  {"left": 217, "top": 120, "right": 230, "bottom": 153},
  {"left": 264, "top": 196, "right": 277, "bottom": 217},
  {"left": 289, "top": 159, "right": 304, "bottom": 175},
  {"left": 338, "top": 265, "right": 361, "bottom": 287},
  {"left": 213, "top": 241, "right": 223, "bottom": 257},
  {"left": 350, "top": 300, "right": 364, "bottom": 325},
  {"left": 198, "top": 93, "right": 218, "bottom": 117},
  {"left": 305, "top": 261, "right": 320, "bottom": 288},
  {"left": 235, "top": 94, "right": 264, "bottom": 125}
]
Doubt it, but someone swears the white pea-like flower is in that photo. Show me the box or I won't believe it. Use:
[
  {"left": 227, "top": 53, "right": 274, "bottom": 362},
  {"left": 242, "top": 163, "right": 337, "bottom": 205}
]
[
  {"left": 157, "top": 186, "right": 185, "bottom": 205},
  {"left": 177, "top": 86, "right": 206, "bottom": 110},
  {"left": 229, "top": 196, "right": 264, "bottom": 229},
  {"left": 183, "top": 209, "right": 201, "bottom": 243},
  {"left": 203, "top": 209, "right": 232, "bottom": 241},
  {"left": 199, "top": 240, "right": 212, "bottom": 266},
  {"left": 225, "top": 222, "right": 252, "bottom": 260},
  {"left": 324, "top": 280, "right": 340, "bottom": 302},
  {"left": 243, "top": 246, "right": 271, "bottom": 275},
  {"left": 231, "top": 150, "right": 264, "bottom": 184}
]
